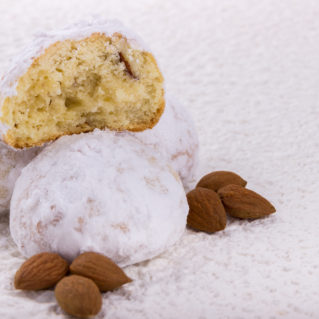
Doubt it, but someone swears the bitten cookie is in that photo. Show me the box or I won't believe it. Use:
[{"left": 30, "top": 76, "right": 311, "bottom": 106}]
[
  {"left": 132, "top": 95, "right": 199, "bottom": 190},
  {"left": 0, "top": 19, "right": 164, "bottom": 148},
  {"left": 0, "top": 142, "right": 39, "bottom": 214},
  {"left": 10, "top": 130, "right": 187, "bottom": 266}
]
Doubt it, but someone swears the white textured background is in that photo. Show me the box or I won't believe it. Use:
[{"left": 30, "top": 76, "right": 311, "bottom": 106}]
[{"left": 0, "top": 0, "right": 319, "bottom": 318}]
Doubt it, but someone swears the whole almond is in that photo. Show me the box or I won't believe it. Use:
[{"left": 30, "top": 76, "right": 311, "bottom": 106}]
[
  {"left": 218, "top": 184, "right": 276, "bottom": 219},
  {"left": 186, "top": 187, "right": 227, "bottom": 233},
  {"left": 70, "top": 252, "right": 132, "bottom": 292},
  {"left": 14, "top": 252, "right": 69, "bottom": 290},
  {"left": 196, "top": 171, "right": 247, "bottom": 192},
  {"left": 55, "top": 275, "right": 102, "bottom": 318}
]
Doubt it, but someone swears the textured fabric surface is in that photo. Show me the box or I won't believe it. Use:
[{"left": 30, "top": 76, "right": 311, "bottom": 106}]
[{"left": 0, "top": 0, "right": 318, "bottom": 318}]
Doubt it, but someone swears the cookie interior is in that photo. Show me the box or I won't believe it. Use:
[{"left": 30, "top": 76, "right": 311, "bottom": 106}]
[{"left": 1, "top": 33, "right": 164, "bottom": 148}]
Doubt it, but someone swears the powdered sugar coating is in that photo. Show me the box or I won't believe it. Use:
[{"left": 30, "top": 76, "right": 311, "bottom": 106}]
[
  {"left": 131, "top": 95, "right": 198, "bottom": 190},
  {"left": 10, "top": 130, "right": 188, "bottom": 266},
  {"left": 0, "top": 142, "right": 39, "bottom": 214}
]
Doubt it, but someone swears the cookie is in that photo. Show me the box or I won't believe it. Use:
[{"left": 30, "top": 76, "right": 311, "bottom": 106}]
[
  {"left": 132, "top": 95, "right": 198, "bottom": 190},
  {"left": 0, "top": 19, "right": 164, "bottom": 148},
  {"left": 0, "top": 142, "right": 39, "bottom": 214},
  {"left": 10, "top": 130, "right": 187, "bottom": 266}
]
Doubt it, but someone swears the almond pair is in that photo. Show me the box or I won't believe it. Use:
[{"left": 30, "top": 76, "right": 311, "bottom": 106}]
[
  {"left": 14, "top": 251, "right": 132, "bottom": 318},
  {"left": 187, "top": 171, "right": 276, "bottom": 233}
]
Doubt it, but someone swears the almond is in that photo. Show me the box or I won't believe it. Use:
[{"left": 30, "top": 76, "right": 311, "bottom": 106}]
[
  {"left": 70, "top": 252, "right": 132, "bottom": 292},
  {"left": 196, "top": 171, "right": 247, "bottom": 192},
  {"left": 14, "top": 252, "right": 69, "bottom": 290},
  {"left": 218, "top": 184, "right": 276, "bottom": 219},
  {"left": 55, "top": 275, "right": 102, "bottom": 318},
  {"left": 186, "top": 187, "right": 227, "bottom": 233},
  {"left": 119, "top": 52, "right": 136, "bottom": 79}
]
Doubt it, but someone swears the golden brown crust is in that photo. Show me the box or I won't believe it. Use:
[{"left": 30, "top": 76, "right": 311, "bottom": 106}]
[{"left": 3, "top": 99, "right": 165, "bottom": 149}]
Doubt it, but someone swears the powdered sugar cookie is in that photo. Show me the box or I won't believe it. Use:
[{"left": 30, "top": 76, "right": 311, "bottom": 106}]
[
  {"left": 0, "top": 19, "right": 164, "bottom": 148},
  {"left": 0, "top": 142, "right": 39, "bottom": 214},
  {"left": 10, "top": 130, "right": 187, "bottom": 266},
  {"left": 132, "top": 95, "right": 198, "bottom": 190}
]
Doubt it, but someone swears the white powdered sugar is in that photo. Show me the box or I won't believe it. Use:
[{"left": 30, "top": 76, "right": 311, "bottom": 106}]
[
  {"left": 0, "top": 142, "right": 40, "bottom": 214},
  {"left": 131, "top": 95, "right": 199, "bottom": 191},
  {"left": 1, "top": 1, "right": 319, "bottom": 318},
  {"left": 10, "top": 130, "right": 188, "bottom": 267}
]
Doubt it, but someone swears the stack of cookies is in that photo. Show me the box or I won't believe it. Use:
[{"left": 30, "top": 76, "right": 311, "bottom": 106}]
[{"left": 0, "top": 19, "right": 198, "bottom": 266}]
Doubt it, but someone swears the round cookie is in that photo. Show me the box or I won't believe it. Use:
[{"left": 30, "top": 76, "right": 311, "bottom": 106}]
[
  {"left": 10, "top": 130, "right": 188, "bottom": 266},
  {"left": 0, "top": 142, "right": 39, "bottom": 214},
  {"left": 0, "top": 19, "right": 164, "bottom": 148},
  {"left": 131, "top": 95, "right": 199, "bottom": 190}
]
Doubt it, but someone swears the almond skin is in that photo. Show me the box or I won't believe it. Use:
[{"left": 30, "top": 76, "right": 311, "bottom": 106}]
[
  {"left": 196, "top": 171, "right": 247, "bottom": 192},
  {"left": 14, "top": 252, "right": 69, "bottom": 290},
  {"left": 70, "top": 252, "right": 132, "bottom": 292},
  {"left": 218, "top": 184, "right": 276, "bottom": 219},
  {"left": 186, "top": 187, "right": 227, "bottom": 233},
  {"left": 55, "top": 275, "right": 102, "bottom": 318}
]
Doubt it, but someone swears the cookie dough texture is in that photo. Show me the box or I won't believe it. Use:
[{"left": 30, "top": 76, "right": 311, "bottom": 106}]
[
  {"left": 10, "top": 130, "right": 188, "bottom": 266},
  {"left": 132, "top": 96, "right": 198, "bottom": 190},
  {"left": 0, "top": 19, "right": 164, "bottom": 148},
  {"left": 0, "top": 142, "right": 39, "bottom": 214}
]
